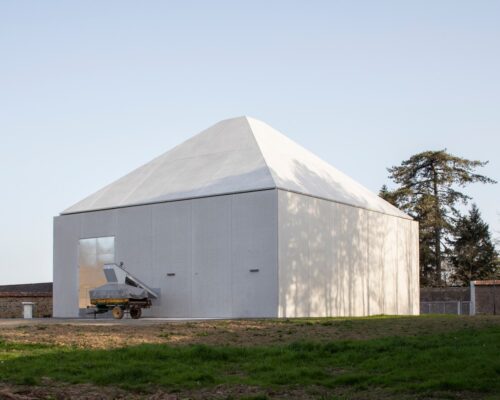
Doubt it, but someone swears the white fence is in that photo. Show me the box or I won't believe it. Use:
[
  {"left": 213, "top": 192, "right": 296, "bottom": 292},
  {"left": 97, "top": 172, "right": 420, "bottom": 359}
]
[{"left": 420, "top": 301, "right": 471, "bottom": 315}]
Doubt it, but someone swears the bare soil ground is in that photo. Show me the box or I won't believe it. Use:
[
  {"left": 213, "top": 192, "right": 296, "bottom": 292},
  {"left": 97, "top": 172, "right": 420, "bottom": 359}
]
[
  {"left": 0, "top": 381, "right": 477, "bottom": 400},
  {"left": 0, "top": 315, "right": 498, "bottom": 349}
]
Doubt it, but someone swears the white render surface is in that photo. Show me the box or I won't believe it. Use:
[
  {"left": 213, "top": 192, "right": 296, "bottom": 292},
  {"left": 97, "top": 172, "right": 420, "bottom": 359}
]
[
  {"left": 54, "top": 190, "right": 278, "bottom": 318},
  {"left": 277, "top": 190, "right": 419, "bottom": 318},
  {"left": 64, "top": 117, "right": 409, "bottom": 220}
]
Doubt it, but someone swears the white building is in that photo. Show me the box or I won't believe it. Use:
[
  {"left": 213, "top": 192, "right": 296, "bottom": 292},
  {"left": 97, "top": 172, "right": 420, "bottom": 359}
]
[{"left": 53, "top": 116, "right": 419, "bottom": 318}]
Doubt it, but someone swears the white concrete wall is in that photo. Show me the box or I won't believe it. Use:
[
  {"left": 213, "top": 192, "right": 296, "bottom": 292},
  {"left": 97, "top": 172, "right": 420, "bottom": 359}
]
[
  {"left": 53, "top": 214, "right": 81, "bottom": 318},
  {"left": 278, "top": 190, "right": 419, "bottom": 317},
  {"left": 54, "top": 188, "right": 418, "bottom": 319},
  {"left": 53, "top": 190, "right": 278, "bottom": 318}
]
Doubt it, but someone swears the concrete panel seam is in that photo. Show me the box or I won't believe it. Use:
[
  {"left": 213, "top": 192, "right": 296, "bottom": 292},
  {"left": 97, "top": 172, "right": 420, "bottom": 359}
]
[
  {"left": 275, "top": 189, "right": 280, "bottom": 318},
  {"left": 230, "top": 195, "right": 234, "bottom": 317}
]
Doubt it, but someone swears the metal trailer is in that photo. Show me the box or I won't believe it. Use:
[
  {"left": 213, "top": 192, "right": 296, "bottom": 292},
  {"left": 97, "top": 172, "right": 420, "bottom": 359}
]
[
  {"left": 90, "top": 296, "right": 152, "bottom": 319},
  {"left": 88, "top": 263, "right": 159, "bottom": 319}
]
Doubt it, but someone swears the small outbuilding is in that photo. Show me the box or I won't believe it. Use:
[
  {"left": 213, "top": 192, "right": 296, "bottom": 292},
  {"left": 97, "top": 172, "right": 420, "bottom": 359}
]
[
  {"left": 0, "top": 282, "right": 53, "bottom": 318},
  {"left": 53, "top": 117, "right": 419, "bottom": 318}
]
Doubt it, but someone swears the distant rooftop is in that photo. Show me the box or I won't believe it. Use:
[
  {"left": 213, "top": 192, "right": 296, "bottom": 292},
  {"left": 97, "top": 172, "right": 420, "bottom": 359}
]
[
  {"left": 473, "top": 280, "right": 500, "bottom": 286},
  {"left": 0, "top": 282, "right": 52, "bottom": 296}
]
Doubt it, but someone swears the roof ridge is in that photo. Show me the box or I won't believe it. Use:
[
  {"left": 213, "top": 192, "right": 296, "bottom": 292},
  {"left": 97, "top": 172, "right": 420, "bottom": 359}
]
[{"left": 244, "top": 116, "right": 278, "bottom": 189}]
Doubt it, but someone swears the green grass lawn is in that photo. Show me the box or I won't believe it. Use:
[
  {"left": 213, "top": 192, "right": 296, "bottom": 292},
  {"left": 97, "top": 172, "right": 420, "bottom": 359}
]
[{"left": 1, "top": 323, "right": 499, "bottom": 399}]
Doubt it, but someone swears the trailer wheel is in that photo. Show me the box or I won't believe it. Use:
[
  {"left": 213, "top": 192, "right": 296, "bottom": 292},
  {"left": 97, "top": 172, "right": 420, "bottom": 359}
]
[
  {"left": 112, "top": 306, "right": 124, "bottom": 319},
  {"left": 130, "top": 307, "right": 142, "bottom": 319}
]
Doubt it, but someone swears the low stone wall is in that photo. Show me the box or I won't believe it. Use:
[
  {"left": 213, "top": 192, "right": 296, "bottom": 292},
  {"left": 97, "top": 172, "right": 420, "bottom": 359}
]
[
  {"left": 0, "top": 293, "right": 52, "bottom": 318},
  {"left": 420, "top": 283, "right": 500, "bottom": 315},
  {"left": 420, "top": 287, "right": 470, "bottom": 302}
]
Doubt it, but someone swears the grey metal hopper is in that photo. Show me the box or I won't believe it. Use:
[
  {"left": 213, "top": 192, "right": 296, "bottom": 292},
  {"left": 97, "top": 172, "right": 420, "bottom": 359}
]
[
  {"left": 91, "top": 263, "right": 159, "bottom": 300},
  {"left": 89, "top": 283, "right": 148, "bottom": 301}
]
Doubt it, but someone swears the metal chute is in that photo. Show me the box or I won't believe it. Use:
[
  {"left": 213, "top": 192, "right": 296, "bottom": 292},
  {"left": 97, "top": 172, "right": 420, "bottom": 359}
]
[{"left": 102, "top": 263, "right": 159, "bottom": 299}]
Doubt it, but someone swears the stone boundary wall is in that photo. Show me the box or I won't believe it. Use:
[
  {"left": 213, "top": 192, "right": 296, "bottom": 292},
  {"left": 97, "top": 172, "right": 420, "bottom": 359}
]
[
  {"left": 0, "top": 293, "right": 52, "bottom": 318},
  {"left": 421, "top": 283, "right": 499, "bottom": 315},
  {"left": 420, "top": 287, "right": 470, "bottom": 302}
]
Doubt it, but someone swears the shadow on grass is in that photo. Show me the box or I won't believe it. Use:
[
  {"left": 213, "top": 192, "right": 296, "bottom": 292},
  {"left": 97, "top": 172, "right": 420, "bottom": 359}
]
[{"left": 0, "top": 327, "right": 499, "bottom": 397}]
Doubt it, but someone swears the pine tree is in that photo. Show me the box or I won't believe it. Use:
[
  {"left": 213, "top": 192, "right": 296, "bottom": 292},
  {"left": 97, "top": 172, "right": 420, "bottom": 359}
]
[
  {"left": 379, "top": 184, "right": 398, "bottom": 207},
  {"left": 385, "top": 150, "right": 496, "bottom": 286},
  {"left": 449, "top": 205, "right": 499, "bottom": 285}
]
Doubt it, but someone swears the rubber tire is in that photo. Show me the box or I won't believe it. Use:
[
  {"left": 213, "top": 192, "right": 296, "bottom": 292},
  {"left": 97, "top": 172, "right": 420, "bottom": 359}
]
[
  {"left": 130, "top": 307, "right": 142, "bottom": 319},
  {"left": 112, "top": 306, "right": 124, "bottom": 319}
]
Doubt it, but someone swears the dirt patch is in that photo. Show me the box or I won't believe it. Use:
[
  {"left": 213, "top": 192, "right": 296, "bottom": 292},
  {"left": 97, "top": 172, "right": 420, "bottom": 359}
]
[
  {"left": 0, "top": 381, "right": 474, "bottom": 400},
  {"left": 0, "top": 381, "right": 146, "bottom": 399},
  {"left": 0, "top": 315, "right": 498, "bottom": 349}
]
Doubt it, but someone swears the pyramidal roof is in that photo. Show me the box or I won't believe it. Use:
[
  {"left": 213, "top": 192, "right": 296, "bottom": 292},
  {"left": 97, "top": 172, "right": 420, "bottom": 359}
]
[{"left": 63, "top": 116, "right": 409, "bottom": 219}]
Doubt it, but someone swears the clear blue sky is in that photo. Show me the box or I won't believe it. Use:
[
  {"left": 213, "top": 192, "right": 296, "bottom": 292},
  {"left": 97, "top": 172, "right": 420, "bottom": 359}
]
[{"left": 1, "top": 1, "right": 499, "bottom": 284}]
